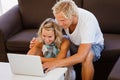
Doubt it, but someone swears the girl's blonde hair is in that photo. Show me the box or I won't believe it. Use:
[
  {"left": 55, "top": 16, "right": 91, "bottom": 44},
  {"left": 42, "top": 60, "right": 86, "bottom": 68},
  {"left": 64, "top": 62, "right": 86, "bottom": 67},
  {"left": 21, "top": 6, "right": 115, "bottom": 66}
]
[
  {"left": 38, "top": 18, "right": 63, "bottom": 49},
  {"left": 52, "top": 0, "right": 78, "bottom": 19}
]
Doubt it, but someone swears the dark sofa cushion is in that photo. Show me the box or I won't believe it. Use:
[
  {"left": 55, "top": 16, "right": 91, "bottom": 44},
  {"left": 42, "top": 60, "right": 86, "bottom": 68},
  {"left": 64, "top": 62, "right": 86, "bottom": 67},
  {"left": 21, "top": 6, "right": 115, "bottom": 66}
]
[
  {"left": 83, "top": 0, "right": 120, "bottom": 33},
  {"left": 18, "top": 0, "right": 56, "bottom": 29},
  {"left": 6, "top": 29, "right": 38, "bottom": 51},
  {"left": 18, "top": 0, "right": 82, "bottom": 29},
  {"left": 100, "top": 34, "right": 120, "bottom": 62}
]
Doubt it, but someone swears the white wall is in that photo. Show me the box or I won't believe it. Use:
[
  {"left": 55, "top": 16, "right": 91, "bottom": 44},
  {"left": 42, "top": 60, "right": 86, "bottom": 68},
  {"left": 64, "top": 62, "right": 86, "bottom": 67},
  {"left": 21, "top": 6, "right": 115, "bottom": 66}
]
[
  {"left": 0, "top": 0, "right": 18, "bottom": 16},
  {"left": 0, "top": 0, "right": 2, "bottom": 15}
]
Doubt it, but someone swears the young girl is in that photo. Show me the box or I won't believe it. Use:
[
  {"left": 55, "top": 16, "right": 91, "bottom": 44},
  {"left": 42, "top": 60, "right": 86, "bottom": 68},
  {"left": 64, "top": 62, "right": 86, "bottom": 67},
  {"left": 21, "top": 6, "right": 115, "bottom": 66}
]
[{"left": 27, "top": 18, "right": 75, "bottom": 80}]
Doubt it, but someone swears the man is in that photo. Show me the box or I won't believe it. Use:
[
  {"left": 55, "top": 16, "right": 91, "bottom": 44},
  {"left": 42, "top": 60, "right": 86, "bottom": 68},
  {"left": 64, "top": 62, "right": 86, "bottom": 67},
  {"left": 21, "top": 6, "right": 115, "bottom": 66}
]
[{"left": 30, "top": 0, "right": 104, "bottom": 80}]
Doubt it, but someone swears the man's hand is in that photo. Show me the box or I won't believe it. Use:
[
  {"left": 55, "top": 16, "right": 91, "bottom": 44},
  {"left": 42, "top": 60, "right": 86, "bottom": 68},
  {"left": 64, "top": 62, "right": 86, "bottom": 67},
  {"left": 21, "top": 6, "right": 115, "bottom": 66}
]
[
  {"left": 43, "top": 60, "right": 60, "bottom": 73},
  {"left": 29, "top": 37, "right": 37, "bottom": 48}
]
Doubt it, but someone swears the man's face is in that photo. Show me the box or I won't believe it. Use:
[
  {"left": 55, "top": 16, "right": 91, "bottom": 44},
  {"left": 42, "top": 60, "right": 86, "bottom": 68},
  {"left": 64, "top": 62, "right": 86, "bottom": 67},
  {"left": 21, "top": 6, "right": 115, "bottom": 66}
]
[
  {"left": 54, "top": 12, "right": 72, "bottom": 29},
  {"left": 41, "top": 28, "right": 55, "bottom": 45}
]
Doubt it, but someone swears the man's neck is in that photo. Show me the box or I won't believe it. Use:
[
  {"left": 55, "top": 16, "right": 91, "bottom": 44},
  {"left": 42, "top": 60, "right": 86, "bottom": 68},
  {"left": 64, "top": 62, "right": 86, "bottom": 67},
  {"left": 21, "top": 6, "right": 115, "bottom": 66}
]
[{"left": 69, "top": 16, "right": 78, "bottom": 34}]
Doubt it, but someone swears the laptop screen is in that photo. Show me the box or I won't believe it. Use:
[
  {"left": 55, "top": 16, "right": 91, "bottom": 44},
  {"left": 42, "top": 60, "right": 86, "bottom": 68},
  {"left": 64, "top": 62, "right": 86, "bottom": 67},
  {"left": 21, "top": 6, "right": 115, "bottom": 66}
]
[{"left": 7, "top": 53, "right": 45, "bottom": 77}]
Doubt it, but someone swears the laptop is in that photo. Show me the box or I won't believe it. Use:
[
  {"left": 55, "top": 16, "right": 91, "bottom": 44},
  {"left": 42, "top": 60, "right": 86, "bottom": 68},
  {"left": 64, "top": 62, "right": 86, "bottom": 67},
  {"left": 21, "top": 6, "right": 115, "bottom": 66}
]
[{"left": 7, "top": 53, "right": 46, "bottom": 77}]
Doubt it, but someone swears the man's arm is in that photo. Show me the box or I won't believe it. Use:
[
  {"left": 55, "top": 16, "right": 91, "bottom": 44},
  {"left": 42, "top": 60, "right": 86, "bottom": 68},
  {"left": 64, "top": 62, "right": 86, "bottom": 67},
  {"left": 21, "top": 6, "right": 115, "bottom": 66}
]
[
  {"left": 43, "top": 43, "right": 92, "bottom": 71},
  {"left": 29, "top": 37, "right": 37, "bottom": 49},
  {"left": 59, "top": 43, "right": 92, "bottom": 66}
]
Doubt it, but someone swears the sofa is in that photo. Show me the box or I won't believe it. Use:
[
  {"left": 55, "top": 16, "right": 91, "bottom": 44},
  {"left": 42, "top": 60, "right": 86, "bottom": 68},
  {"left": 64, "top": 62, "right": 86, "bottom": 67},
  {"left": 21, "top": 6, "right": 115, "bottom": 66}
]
[{"left": 0, "top": 0, "right": 120, "bottom": 80}]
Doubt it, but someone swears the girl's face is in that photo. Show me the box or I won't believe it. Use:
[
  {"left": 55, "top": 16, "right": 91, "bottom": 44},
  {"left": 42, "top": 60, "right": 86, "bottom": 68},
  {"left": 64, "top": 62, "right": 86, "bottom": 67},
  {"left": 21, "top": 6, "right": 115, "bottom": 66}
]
[{"left": 41, "top": 28, "right": 55, "bottom": 45}]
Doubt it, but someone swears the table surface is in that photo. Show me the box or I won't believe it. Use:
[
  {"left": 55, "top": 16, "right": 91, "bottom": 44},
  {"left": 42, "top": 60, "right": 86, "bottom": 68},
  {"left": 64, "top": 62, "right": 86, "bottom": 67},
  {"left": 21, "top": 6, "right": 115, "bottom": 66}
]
[{"left": 0, "top": 62, "right": 67, "bottom": 80}]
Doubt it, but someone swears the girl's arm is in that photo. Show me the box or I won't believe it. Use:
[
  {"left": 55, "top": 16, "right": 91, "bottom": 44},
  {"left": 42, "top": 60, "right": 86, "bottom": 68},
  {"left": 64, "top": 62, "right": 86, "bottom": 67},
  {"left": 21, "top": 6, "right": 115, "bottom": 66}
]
[
  {"left": 41, "top": 38, "right": 70, "bottom": 63},
  {"left": 27, "top": 40, "right": 43, "bottom": 57}
]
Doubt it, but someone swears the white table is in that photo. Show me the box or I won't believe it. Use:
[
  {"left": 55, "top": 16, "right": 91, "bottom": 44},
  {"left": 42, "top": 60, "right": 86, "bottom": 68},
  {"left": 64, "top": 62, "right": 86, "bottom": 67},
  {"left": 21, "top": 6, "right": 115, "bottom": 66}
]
[{"left": 0, "top": 62, "right": 67, "bottom": 80}]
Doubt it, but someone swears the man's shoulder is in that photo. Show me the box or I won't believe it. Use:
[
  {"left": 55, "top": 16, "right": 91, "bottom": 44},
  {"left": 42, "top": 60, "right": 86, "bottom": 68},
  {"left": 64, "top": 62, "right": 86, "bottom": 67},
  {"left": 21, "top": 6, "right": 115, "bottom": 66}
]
[
  {"left": 78, "top": 8, "right": 92, "bottom": 13},
  {"left": 78, "top": 8, "right": 95, "bottom": 17}
]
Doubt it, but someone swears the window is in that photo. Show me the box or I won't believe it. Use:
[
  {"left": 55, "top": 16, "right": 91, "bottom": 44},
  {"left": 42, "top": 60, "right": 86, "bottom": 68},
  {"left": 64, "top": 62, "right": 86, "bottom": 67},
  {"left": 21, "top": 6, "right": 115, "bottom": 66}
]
[
  {"left": 0, "top": 0, "right": 18, "bottom": 16},
  {"left": 0, "top": 0, "right": 2, "bottom": 15}
]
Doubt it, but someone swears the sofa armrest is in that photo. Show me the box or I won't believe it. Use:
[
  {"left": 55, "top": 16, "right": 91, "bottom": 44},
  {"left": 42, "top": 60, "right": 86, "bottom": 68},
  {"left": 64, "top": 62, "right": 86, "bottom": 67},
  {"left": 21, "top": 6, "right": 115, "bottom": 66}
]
[
  {"left": 0, "top": 5, "right": 22, "bottom": 62},
  {"left": 0, "top": 5, "right": 22, "bottom": 40}
]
